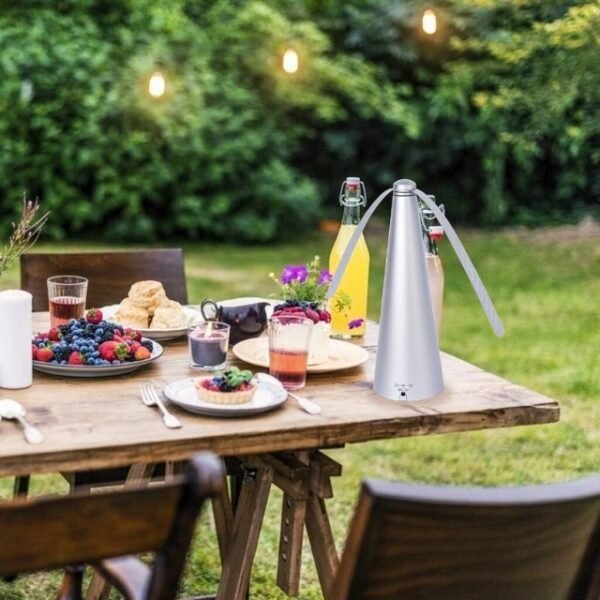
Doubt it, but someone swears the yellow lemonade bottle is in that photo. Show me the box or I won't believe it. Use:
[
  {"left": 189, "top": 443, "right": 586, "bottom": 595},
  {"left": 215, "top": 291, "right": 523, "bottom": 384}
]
[{"left": 329, "top": 177, "right": 370, "bottom": 337}]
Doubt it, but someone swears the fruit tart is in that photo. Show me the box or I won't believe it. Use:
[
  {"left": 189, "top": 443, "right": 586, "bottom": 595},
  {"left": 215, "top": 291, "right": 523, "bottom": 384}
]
[{"left": 195, "top": 367, "right": 256, "bottom": 405}]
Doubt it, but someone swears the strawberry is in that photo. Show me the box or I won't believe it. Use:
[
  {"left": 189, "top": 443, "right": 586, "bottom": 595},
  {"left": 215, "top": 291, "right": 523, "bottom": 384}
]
[
  {"left": 130, "top": 340, "right": 142, "bottom": 352},
  {"left": 32, "top": 344, "right": 38, "bottom": 359},
  {"left": 123, "top": 327, "right": 143, "bottom": 342},
  {"left": 134, "top": 346, "right": 151, "bottom": 361},
  {"left": 318, "top": 309, "right": 331, "bottom": 323},
  {"left": 68, "top": 351, "right": 85, "bottom": 365},
  {"left": 86, "top": 308, "right": 103, "bottom": 324},
  {"left": 305, "top": 308, "right": 320, "bottom": 323},
  {"left": 36, "top": 347, "right": 54, "bottom": 362},
  {"left": 48, "top": 327, "right": 62, "bottom": 341},
  {"left": 99, "top": 341, "right": 130, "bottom": 362}
]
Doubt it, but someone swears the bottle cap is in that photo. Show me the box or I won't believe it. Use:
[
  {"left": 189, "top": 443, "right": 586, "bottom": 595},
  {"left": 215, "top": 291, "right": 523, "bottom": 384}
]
[{"left": 339, "top": 177, "right": 366, "bottom": 207}]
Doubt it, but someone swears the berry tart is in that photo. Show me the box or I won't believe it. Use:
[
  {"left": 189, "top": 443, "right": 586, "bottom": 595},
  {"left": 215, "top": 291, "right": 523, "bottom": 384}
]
[
  {"left": 195, "top": 367, "right": 256, "bottom": 405},
  {"left": 272, "top": 300, "right": 331, "bottom": 364}
]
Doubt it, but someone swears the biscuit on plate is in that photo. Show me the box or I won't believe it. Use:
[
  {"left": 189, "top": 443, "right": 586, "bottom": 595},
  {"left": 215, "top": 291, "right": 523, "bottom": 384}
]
[
  {"left": 114, "top": 298, "right": 150, "bottom": 328},
  {"left": 151, "top": 299, "right": 187, "bottom": 329},
  {"left": 127, "top": 280, "right": 167, "bottom": 313}
]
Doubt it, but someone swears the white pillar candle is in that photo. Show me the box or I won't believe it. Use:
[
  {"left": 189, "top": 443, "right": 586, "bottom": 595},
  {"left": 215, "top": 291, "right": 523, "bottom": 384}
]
[{"left": 0, "top": 290, "right": 33, "bottom": 389}]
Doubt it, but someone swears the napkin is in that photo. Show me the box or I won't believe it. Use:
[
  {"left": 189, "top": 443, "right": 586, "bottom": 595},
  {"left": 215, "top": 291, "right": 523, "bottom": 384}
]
[{"left": 0, "top": 290, "right": 33, "bottom": 389}]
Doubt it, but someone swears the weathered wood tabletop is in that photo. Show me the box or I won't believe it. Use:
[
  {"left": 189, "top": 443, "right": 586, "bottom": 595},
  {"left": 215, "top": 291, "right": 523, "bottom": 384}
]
[{"left": 0, "top": 314, "right": 559, "bottom": 478}]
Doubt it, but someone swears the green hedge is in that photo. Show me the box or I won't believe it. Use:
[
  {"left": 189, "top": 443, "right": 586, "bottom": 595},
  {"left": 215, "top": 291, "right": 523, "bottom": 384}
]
[{"left": 0, "top": 1, "right": 597, "bottom": 241}]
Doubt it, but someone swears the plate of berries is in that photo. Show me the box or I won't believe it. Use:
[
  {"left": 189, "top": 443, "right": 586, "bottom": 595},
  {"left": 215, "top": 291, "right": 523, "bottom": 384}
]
[{"left": 32, "top": 309, "right": 164, "bottom": 377}]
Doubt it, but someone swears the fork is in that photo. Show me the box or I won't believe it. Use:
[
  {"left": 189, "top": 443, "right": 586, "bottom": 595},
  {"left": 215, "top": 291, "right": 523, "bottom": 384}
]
[{"left": 139, "top": 382, "right": 182, "bottom": 429}]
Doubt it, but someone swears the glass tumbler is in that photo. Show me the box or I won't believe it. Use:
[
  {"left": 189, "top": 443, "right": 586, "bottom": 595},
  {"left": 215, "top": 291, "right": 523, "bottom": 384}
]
[
  {"left": 47, "top": 275, "right": 88, "bottom": 328},
  {"left": 268, "top": 314, "right": 313, "bottom": 390}
]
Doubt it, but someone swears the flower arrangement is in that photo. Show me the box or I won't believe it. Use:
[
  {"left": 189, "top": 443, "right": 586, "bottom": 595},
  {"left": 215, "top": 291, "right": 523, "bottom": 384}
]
[
  {"left": 270, "top": 256, "right": 337, "bottom": 304},
  {"left": 0, "top": 194, "right": 49, "bottom": 277}
]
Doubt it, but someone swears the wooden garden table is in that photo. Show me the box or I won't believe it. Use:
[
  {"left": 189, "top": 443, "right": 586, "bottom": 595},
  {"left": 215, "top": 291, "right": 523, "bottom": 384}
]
[{"left": 0, "top": 314, "right": 560, "bottom": 600}]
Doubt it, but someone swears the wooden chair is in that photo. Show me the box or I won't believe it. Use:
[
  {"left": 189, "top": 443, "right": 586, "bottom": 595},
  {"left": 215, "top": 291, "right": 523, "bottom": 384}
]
[
  {"left": 17, "top": 248, "right": 188, "bottom": 497},
  {"left": 0, "top": 452, "right": 222, "bottom": 600},
  {"left": 331, "top": 476, "right": 600, "bottom": 600},
  {"left": 22, "top": 248, "right": 188, "bottom": 311}
]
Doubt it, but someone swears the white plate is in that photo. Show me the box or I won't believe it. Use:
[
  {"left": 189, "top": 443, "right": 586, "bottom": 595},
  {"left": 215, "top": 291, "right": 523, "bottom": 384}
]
[
  {"left": 33, "top": 339, "right": 164, "bottom": 378},
  {"left": 232, "top": 337, "right": 369, "bottom": 373},
  {"left": 101, "top": 305, "right": 204, "bottom": 341},
  {"left": 163, "top": 378, "right": 287, "bottom": 417}
]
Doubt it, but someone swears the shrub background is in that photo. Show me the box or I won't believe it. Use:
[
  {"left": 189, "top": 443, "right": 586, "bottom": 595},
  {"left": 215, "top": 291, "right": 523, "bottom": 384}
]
[{"left": 0, "top": 0, "right": 597, "bottom": 242}]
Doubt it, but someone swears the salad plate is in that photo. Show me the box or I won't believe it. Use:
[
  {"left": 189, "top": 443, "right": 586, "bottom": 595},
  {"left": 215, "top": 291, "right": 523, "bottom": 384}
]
[
  {"left": 163, "top": 377, "right": 287, "bottom": 417},
  {"left": 232, "top": 337, "right": 369, "bottom": 373},
  {"left": 33, "top": 339, "right": 164, "bottom": 377},
  {"left": 100, "top": 305, "right": 203, "bottom": 341}
]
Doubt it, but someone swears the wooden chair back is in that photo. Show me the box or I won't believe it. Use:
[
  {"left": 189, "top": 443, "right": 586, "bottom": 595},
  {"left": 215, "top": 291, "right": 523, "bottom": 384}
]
[
  {"left": 0, "top": 453, "right": 222, "bottom": 600},
  {"left": 21, "top": 249, "right": 188, "bottom": 311},
  {"left": 332, "top": 476, "right": 600, "bottom": 600}
]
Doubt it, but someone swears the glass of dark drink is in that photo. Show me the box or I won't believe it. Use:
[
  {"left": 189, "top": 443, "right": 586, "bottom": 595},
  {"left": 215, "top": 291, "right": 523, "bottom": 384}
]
[
  {"left": 268, "top": 314, "right": 313, "bottom": 390},
  {"left": 188, "top": 321, "right": 230, "bottom": 370},
  {"left": 47, "top": 275, "right": 88, "bottom": 328}
]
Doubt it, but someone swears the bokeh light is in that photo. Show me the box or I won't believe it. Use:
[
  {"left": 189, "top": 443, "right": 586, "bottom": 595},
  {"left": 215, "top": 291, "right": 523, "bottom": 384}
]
[
  {"left": 422, "top": 9, "right": 437, "bottom": 35},
  {"left": 148, "top": 71, "right": 166, "bottom": 97},
  {"left": 282, "top": 49, "right": 299, "bottom": 74}
]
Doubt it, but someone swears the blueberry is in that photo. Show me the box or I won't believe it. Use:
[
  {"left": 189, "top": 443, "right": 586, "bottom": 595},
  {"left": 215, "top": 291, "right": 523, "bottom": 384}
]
[{"left": 112, "top": 360, "right": 120, "bottom": 365}]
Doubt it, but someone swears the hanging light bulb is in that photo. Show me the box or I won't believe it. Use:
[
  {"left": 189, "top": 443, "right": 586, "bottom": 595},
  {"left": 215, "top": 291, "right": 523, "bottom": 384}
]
[
  {"left": 148, "top": 71, "right": 166, "bottom": 97},
  {"left": 422, "top": 9, "right": 437, "bottom": 35},
  {"left": 282, "top": 49, "right": 299, "bottom": 74}
]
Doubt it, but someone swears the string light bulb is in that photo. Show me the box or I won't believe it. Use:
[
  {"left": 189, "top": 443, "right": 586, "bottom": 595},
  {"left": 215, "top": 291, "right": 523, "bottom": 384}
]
[
  {"left": 148, "top": 71, "right": 166, "bottom": 97},
  {"left": 282, "top": 49, "right": 299, "bottom": 74},
  {"left": 422, "top": 9, "right": 437, "bottom": 35}
]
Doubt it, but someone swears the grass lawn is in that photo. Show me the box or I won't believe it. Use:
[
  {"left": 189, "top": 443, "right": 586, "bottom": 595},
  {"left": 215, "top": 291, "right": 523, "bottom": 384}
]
[{"left": 0, "top": 226, "right": 598, "bottom": 599}]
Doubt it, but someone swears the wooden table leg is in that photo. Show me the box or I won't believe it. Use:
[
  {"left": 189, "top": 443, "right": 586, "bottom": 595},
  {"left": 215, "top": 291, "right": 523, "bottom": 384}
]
[
  {"left": 211, "top": 469, "right": 234, "bottom": 564},
  {"left": 216, "top": 457, "right": 274, "bottom": 600},
  {"left": 85, "top": 463, "right": 155, "bottom": 600},
  {"left": 305, "top": 493, "right": 339, "bottom": 598},
  {"left": 277, "top": 494, "right": 307, "bottom": 596},
  {"left": 265, "top": 451, "right": 342, "bottom": 599}
]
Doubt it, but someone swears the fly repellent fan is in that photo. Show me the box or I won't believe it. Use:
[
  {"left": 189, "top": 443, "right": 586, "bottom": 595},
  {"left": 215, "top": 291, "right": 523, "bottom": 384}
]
[{"left": 326, "top": 179, "right": 504, "bottom": 402}]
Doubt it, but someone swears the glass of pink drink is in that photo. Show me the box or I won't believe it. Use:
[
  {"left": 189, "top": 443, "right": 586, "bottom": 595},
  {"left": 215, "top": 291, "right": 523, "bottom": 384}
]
[
  {"left": 268, "top": 314, "right": 313, "bottom": 390},
  {"left": 47, "top": 275, "right": 88, "bottom": 328}
]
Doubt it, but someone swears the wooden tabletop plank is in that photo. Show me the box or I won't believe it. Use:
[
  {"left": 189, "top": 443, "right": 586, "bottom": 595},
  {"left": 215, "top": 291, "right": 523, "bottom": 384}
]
[{"left": 0, "top": 315, "right": 559, "bottom": 477}]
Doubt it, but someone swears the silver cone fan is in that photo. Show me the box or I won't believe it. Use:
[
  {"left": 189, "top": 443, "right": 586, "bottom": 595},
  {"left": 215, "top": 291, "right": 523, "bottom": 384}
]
[{"left": 326, "top": 179, "right": 504, "bottom": 402}]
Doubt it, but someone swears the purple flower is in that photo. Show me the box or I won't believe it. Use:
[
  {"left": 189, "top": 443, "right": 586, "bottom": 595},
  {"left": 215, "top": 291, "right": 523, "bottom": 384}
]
[
  {"left": 318, "top": 269, "right": 332, "bottom": 286},
  {"left": 281, "top": 265, "right": 308, "bottom": 284},
  {"left": 348, "top": 318, "right": 364, "bottom": 330}
]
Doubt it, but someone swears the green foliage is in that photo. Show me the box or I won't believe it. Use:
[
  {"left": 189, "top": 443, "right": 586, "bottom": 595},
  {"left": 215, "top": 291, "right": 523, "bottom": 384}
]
[
  {"left": 0, "top": 1, "right": 597, "bottom": 240},
  {"left": 0, "top": 0, "right": 412, "bottom": 241}
]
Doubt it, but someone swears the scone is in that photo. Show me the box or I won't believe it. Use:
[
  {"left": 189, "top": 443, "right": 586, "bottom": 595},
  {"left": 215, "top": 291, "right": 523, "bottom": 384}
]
[
  {"left": 114, "top": 298, "right": 150, "bottom": 328},
  {"left": 151, "top": 299, "right": 187, "bottom": 329},
  {"left": 127, "top": 280, "right": 167, "bottom": 313}
]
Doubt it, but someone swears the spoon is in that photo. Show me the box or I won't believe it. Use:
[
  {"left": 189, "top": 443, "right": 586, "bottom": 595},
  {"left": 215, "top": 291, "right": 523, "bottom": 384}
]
[
  {"left": 255, "top": 373, "right": 321, "bottom": 415},
  {"left": 0, "top": 399, "right": 44, "bottom": 444}
]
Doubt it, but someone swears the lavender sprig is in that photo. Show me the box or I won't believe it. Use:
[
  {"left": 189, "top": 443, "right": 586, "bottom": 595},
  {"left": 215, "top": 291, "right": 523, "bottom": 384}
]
[{"left": 0, "top": 194, "right": 49, "bottom": 276}]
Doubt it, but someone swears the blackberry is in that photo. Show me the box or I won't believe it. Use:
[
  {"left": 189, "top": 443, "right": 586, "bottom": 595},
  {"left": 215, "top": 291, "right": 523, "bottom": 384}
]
[
  {"left": 284, "top": 299, "right": 299, "bottom": 307},
  {"left": 100, "top": 329, "right": 116, "bottom": 343},
  {"left": 85, "top": 323, "right": 97, "bottom": 336},
  {"left": 141, "top": 340, "right": 154, "bottom": 352},
  {"left": 53, "top": 345, "right": 71, "bottom": 362}
]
